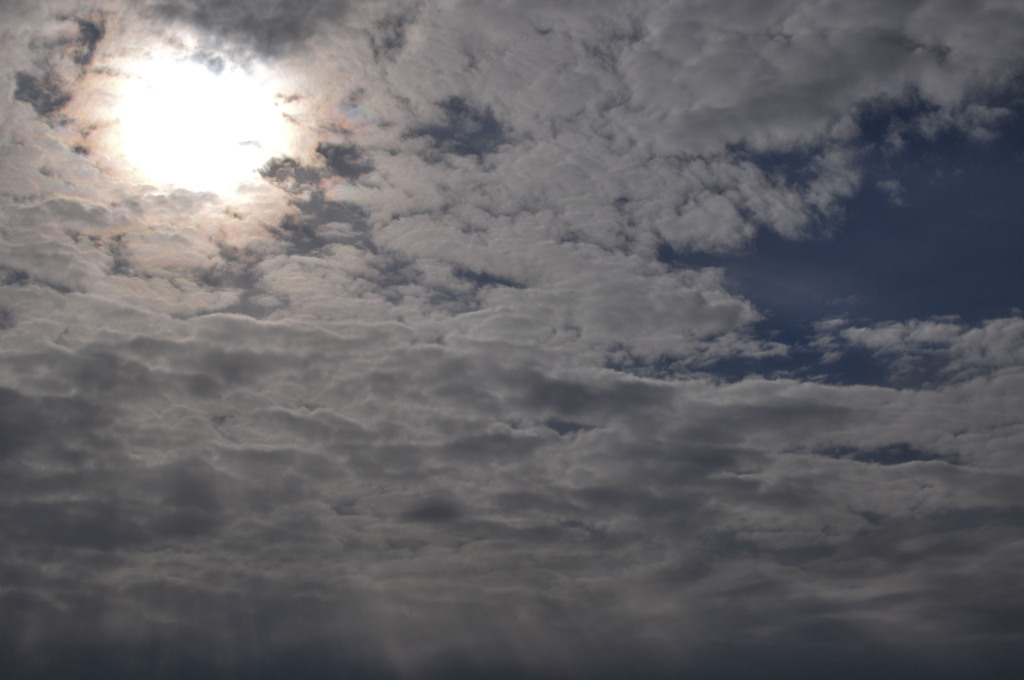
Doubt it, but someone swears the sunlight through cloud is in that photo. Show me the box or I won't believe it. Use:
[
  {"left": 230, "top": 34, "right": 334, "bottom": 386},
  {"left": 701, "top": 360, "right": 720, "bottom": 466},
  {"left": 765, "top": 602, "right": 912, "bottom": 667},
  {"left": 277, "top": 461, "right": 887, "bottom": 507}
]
[{"left": 116, "top": 54, "right": 291, "bottom": 195}]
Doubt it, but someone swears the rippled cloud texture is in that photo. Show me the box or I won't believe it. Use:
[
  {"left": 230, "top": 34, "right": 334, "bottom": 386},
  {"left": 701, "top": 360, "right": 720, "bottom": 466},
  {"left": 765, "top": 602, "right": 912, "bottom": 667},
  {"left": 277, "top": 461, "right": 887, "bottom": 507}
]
[{"left": 2, "top": 1, "right": 1024, "bottom": 678}]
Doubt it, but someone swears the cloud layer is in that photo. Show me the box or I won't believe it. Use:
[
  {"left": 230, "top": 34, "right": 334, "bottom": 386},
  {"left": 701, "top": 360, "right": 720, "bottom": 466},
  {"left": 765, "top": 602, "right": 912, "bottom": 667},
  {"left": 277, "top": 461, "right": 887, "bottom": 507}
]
[{"left": 2, "top": 1, "right": 1023, "bottom": 678}]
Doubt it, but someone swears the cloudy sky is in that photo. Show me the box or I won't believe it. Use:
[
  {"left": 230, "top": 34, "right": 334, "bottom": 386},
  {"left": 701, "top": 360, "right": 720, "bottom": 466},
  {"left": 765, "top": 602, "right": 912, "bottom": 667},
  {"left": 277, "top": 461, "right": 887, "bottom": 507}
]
[{"left": 2, "top": 1, "right": 1023, "bottom": 677}]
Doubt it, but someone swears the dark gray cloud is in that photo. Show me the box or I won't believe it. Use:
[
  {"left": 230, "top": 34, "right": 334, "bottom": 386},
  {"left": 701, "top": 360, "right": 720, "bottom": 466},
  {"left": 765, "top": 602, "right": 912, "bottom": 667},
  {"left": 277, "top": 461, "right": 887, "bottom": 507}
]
[
  {"left": 143, "top": 0, "right": 353, "bottom": 56},
  {"left": 409, "top": 96, "right": 508, "bottom": 158},
  {"left": 316, "top": 141, "right": 375, "bottom": 180},
  {"left": 10, "top": 12, "right": 106, "bottom": 124},
  {"left": 2, "top": 0, "right": 1024, "bottom": 678},
  {"left": 67, "top": 15, "right": 106, "bottom": 65},
  {"left": 370, "top": 8, "right": 416, "bottom": 63},
  {"left": 13, "top": 71, "right": 71, "bottom": 117}
]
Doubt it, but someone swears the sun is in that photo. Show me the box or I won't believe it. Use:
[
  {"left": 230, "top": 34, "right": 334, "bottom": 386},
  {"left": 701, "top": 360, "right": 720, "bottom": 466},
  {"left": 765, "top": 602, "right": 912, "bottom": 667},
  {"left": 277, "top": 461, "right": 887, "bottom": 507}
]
[{"left": 116, "top": 54, "right": 291, "bottom": 195}]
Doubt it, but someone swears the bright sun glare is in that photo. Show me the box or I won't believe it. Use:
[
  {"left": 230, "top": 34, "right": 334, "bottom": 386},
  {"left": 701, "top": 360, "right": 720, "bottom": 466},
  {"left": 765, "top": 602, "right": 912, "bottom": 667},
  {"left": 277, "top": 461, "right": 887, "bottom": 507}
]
[{"left": 117, "top": 56, "right": 289, "bottom": 195}]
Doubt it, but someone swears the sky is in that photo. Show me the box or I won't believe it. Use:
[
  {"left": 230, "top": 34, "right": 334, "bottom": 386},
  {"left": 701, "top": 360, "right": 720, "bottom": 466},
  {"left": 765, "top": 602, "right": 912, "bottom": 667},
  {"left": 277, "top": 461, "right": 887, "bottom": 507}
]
[{"left": 1, "top": 1, "right": 1023, "bottom": 678}]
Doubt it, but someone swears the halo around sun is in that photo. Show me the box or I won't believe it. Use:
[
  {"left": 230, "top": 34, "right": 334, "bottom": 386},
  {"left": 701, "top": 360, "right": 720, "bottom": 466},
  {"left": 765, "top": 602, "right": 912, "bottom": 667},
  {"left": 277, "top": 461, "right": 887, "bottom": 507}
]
[{"left": 115, "top": 51, "right": 293, "bottom": 196}]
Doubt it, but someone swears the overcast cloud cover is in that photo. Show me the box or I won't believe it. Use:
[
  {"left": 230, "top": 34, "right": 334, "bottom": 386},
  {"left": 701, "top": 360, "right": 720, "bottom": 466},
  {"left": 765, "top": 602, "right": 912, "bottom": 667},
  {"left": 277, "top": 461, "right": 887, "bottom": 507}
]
[{"left": 2, "top": 0, "right": 1024, "bottom": 678}]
